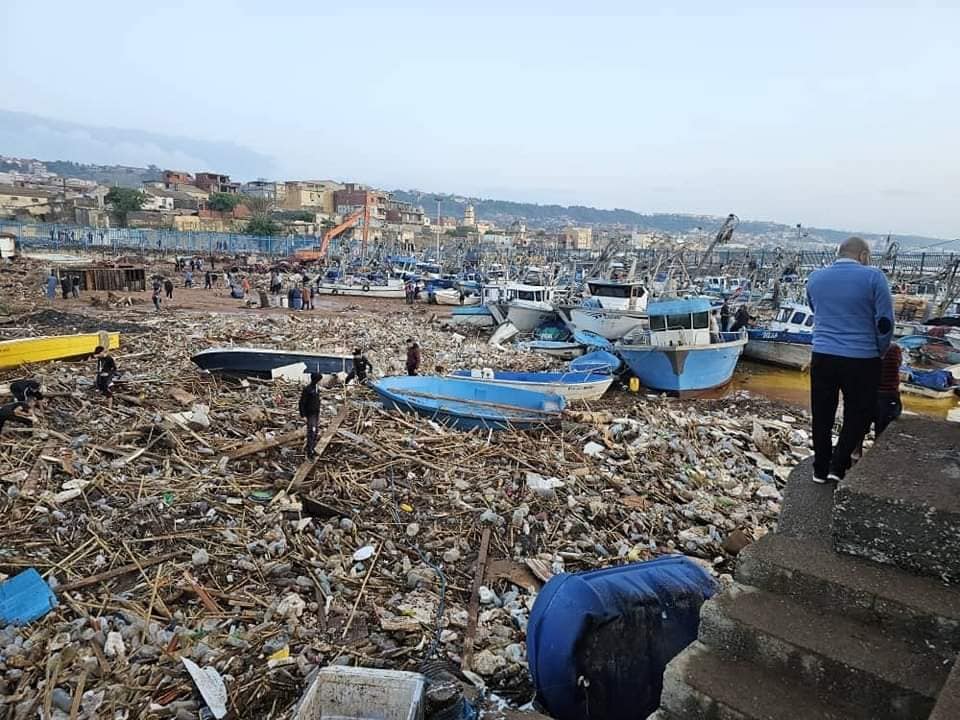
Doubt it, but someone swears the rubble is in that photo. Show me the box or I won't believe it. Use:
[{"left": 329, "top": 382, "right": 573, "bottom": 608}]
[{"left": 0, "top": 272, "right": 813, "bottom": 718}]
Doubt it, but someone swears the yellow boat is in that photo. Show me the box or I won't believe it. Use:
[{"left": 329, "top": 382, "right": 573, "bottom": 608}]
[{"left": 0, "top": 331, "right": 120, "bottom": 369}]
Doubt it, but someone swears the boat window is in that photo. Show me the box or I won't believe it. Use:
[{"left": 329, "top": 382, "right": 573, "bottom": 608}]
[
  {"left": 805, "top": 314, "right": 814, "bottom": 327},
  {"left": 692, "top": 311, "right": 709, "bottom": 329},
  {"left": 591, "top": 284, "right": 631, "bottom": 298},
  {"left": 776, "top": 308, "right": 791, "bottom": 322},
  {"left": 650, "top": 313, "right": 694, "bottom": 330},
  {"left": 632, "top": 286, "right": 646, "bottom": 298},
  {"left": 790, "top": 311, "right": 806, "bottom": 324}
]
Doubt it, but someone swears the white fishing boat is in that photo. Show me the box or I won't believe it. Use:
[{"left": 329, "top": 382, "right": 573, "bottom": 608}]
[
  {"left": 518, "top": 339, "right": 585, "bottom": 360},
  {"left": 315, "top": 278, "right": 406, "bottom": 299},
  {"left": 434, "top": 288, "right": 480, "bottom": 306},
  {"left": 559, "top": 279, "right": 648, "bottom": 340},
  {"left": 743, "top": 302, "right": 814, "bottom": 371},
  {"left": 449, "top": 369, "right": 614, "bottom": 402},
  {"left": 505, "top": 284, "right": 558, "bottom": 331}
]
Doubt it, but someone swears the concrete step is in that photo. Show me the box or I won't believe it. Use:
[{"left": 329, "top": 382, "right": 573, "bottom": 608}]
[
  {"left": 930, "top": 656, "right": 960, "bottom": 720},
  {"left": 736, "top": 533, "right": 960, "bottom": 662},
  {"left": 659, "top": 640, "right": 870, "bottom": 720},
  {"left": 698, "top": 584, "right": 947, "bottom": 720},
  {"left": 832, "top": 417, "right": 960, "bottom": 582}
]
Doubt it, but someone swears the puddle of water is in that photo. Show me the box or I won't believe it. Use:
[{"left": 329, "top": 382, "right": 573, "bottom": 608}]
[{"left": 715, "top": 360, "right": 957, "bottom": 420}]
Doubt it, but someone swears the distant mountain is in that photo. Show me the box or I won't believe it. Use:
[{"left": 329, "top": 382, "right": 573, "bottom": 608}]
[
  {"left": 0, "top": 109, "right": 276, "bottom": 179},
  {"left": 390, "top": 189, "right": 956, "bottom": 250}
]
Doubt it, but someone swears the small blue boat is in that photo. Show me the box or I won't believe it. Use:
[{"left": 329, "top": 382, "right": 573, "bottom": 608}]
[
  {"left": 617, "top": 297, "right": 747, "bottom": 395},
  {"left": 450, "top": 369, "right": 613, "bottom": 401},
  {"left": 572, "top": 330, "right": 614, "bottom": 351},
  {"left": 449, "top": 305, "right": 495, "bottom": 328},
  {"left": 371, "top": 376, "right": 565, "bottom": 430},
  {"left": 570, "top": 350, "right": 622, "bottom": 375},
  {"left": 519, "top": 340, "right": 585, "bottom": 360}
]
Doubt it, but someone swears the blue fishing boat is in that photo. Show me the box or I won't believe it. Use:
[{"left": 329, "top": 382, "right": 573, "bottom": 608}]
[
  {"left": 617, "top": 297, "right": 747, "bottom": 395},
  {"left": 449, "top": 369, "right": 613, "bottom": 401},
  {"left": 570, "top": 350, "right": 622, "bottom": 375},
  {"left": 371, "top": 376, "right": 565, "bottom": 430}
]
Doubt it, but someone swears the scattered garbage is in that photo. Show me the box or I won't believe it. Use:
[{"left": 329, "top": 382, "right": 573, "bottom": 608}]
[
  {"left": 182, "top": 657, "right": 229, "bottom": 719},
  {"left": 0, "top": 568, "right": 58, "bottom": 625},
  {"left": 295, "top": 666, "right": 426, "bottom": 720}
]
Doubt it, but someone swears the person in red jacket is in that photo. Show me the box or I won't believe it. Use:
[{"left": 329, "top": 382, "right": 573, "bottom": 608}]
[
  {"left": 405, "top": 339, "right": 421, "bottom": 376},
  {"left": 874, "top": 342, "right": 903, "bottom": 437}
]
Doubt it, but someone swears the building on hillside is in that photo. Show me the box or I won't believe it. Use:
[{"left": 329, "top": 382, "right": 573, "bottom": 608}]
[
  {"left": 163, "top": 170, "right": 194, "bottom": 189},
  {"left": 560, "top": 226, "right": 593, "bottom": 250},
  {"left": 282, "top": 181, "right": 341, "bottom": 214},
  {"left": 194, "top": 172, "right": 239, "bottom": 194},
  {"left": 143, "top": 187, "right": 203, "bottom": 212},
  {"left": 0, "top": 185, "right": 59, "bottom": 220},
  {"left": 333, "top": 183, "right": 388, "bottom": 221},
  {"left": 243, "top": 180, "right": 287, "bottom": 204},
  {"left": 141, "top": 193, "right": 174, "bottom": 212},
  {"left": 384, "top": 198, "right": 424, "bottom": 225},
  {"left": 127, "top": 211, "right": 175, "bottom": 229},
  {"left": 463, "top": 204, "right": 476, "bottom": 227}
]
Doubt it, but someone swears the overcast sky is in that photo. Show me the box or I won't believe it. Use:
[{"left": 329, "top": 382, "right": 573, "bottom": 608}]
[{"left": 2, "top": 1, "right": 958, "bottom": 237}]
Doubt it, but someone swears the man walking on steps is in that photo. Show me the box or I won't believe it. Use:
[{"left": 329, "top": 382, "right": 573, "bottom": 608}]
[{"left": 807, "top": 236, "right": 894, "bottom": 484}]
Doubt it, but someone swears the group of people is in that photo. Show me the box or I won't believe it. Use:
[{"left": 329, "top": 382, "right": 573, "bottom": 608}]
[
  {"left": 297, "top": 342, "right": 420, "bottom": 456},
  {"left": 45, "top": 272, "right": 81, "bottom": 301}
]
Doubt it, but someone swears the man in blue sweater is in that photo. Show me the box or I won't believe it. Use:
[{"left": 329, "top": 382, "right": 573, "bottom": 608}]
[{"left": 806, "top": 237, "right": 894, "bottom": 483}]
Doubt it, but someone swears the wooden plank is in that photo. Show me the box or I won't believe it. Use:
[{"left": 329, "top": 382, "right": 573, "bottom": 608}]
[
  {"left": 226, "top": 428, "right": 305, "bottom": 460},
  {"left": 461, "top": 527, "right": 492, "bottom": 673},
  {"left": 288, "top": 404, "right": 350, "bottom": 490}
]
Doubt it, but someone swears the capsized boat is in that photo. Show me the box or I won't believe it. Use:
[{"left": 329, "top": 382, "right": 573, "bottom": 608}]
[
  {"left": 371, "top": 375, "right": 565, "bottom": 430},
  {"left": 744, "top": 302, "right": 814, "bottom": 371},
  {"left": 0, "top": 331, "right": 119, "bottom": 369},
  {"left": 570, "top": 350, "right": 622, "bottom": 375},
  {"left": 617, "top": 297, "right": 747, "bottom": 395},
  {"left": 192, "top": 347, "right": 353, "bottom": 379},
  {"left": 449, "top": 305, "right": 495, "bottom": 328},
  {"left": 449, "top": 368, "right": 614, "bottom": 402},
  {"left": 519, "top": 340, "right": 585, "bottom": 360},
  {"left": 314, "top": 278, "right": 405, "bottom": 299}
]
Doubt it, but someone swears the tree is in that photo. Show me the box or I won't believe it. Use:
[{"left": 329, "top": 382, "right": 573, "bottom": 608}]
[
  {"left": 105, "top": 187, "right": 146, "bottom": 227},
  {"left": 245, "top": 216, "right": 281, "bottom": 237},
  {"left": 207, "top": 192, "right": 243, "bottom": 212},
  {"left": 241, "top": 194, "right": 275, "bottom": 216}
]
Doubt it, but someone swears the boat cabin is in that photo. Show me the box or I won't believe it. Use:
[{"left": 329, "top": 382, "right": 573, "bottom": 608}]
[
  {"left": 509, "top": 283, "right": 553, "bottom": 303},
  {"left": 769, "top": 302, "right": 814, "bottom": 333},
  {"left": 647, "top": 297, "right": 713, "bottom": 347},
  {"left": 586, "top": 280, "right": 648, "bottom": 311}
]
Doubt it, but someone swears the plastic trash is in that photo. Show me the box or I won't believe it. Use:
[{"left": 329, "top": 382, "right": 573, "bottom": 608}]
[
  {"left": 182, "top": 657, "right": 228, "bottom": 719},
  {"left": 295, "top": 665, "right": 425, "bottom": 720},
  {"left": 0, "top": 568, "right": 58, "bottom": 625}
]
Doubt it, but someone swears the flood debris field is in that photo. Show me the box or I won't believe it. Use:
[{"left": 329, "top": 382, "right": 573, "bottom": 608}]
[{"left": 0, "top": 266, "right": 813, "bottom": 718}]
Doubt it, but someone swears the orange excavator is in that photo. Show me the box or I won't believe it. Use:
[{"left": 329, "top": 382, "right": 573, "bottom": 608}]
[{"left": 294, "top": 206, "right": 367, "bottom": 261}]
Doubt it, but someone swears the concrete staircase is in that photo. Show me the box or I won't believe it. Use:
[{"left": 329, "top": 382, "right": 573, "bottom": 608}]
[{"left": 651, "top": 417, "right": 960, "bottom": 720}]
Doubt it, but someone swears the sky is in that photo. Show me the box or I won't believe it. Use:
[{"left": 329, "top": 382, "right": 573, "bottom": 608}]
[{"left": 2, "top": 1, "right": 959, "bottom": 237}]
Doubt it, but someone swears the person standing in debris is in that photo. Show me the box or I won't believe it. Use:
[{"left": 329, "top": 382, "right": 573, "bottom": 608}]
[
  {"left": 728, "top": 304, "right": 753, "bottom": 333},
  {"left": 241, "top": 276, "right": 251, "bottom": 297},
  {"left": 164, "top": 277, "right": 174, "bottom": 299},
  {"left": 405, "top": 339, "right": 421, "bottom": 376},
  {"left": 0, "top": 400, "right": 34, "bottom": 435},
  {"left": 46, "top": 271, "right": 58, "bottom": 300},
  {"left": 404, "top": 280, "right": 413, "bottom": 304},
  {"left": 345, "top": 348, "right": 373, "bottom": 384},
  {"left": 204, "top": 270, "right": 212, "bottom": 289},
  {"left": 10, "top": 378, "right": 43, "bottom": 403},
  {"left": 807, "top": 236, "right": 894, "bottom": 483},
  {"left": 71, "top": 275, "right": 80, "bottom": 299},
  {"left": 720, "top": 300, "right": 731, "bottom": 332},
  {"left": 290, "top": 285, "right": 303, "bottom": 310},
  {"left": 60, "top": 274, "right": 71, "bottom": 300},
  {"left": 152, "top": 284, "right": 162, "bottom": 311},
  {"left": 92, "top": 346, "right": 117, "bottom": 397},
  {"left": 299, "top": 372, "right": 322, "bottom": 458},
  {"left": 185, "top": 269, "right": 193, "bottom": 288}
]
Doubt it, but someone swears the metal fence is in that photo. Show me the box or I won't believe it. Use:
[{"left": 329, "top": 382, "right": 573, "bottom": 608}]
[{"left": 0, "top": 220, "right": 319, "bottom": 257}]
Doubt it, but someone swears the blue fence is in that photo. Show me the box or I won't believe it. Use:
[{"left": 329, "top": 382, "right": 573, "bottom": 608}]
[{"left": 0, "top": 220, "right": 319, "bottom": 257}]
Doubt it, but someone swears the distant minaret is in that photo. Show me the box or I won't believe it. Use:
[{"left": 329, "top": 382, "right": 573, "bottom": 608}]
[{"left": 463, "top": 204, "right": 476, "bottom": 227}]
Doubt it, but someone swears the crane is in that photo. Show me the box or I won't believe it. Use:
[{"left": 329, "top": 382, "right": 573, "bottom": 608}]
[
  {"left": 294, "top": 208, "right": 364, "bottom": 261},
  {"left": 693, "top": 213, "right": 739, "bottom": 276}
]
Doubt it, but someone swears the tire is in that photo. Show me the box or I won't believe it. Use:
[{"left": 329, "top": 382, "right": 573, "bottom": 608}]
[{"left": 362, "top": 283, "right": 370, "bottom": 292}]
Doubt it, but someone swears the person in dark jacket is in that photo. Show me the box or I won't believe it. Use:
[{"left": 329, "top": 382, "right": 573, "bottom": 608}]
[
  {"left": 345, "top": 348, "right": 373, "bottom": 384},
  {"left": 71, "top": 276, "right": 80, "bottom": 298},
  {"left": 873, "top": 342, "right": 903, "bottom": 437},
  {"left": 60, "top": 275, "right": 71, "bottom": 299},
  {"left": 10, "top": 379, "right": 43, "bottom": 403},
  {"left": 92, "top": 346, "right": 117, "bottom": 396},
  {"left": 720, "top": 300, "right": 731, "bottom": 332},
  {"left": 0, "top": 401, "right": 34, "bottom": 434},
  {"left": 728, "top": 304, "right": 754, "bottom": 333},
  {"left": 299, "top": 372, "right": 322, "bottom": 458},
  {"left": 405, "top": 339, "right": 420, "bottom": 376},
  {"left": 164, "top": 278, "right": 174, "bottom": 299}
]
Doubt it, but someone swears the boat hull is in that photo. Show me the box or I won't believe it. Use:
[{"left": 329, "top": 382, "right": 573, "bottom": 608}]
[
  {"left": 743, "top": 339, "right": 812, "bottom": 371},
  {"left": 372, "top": 375, "right": 565, "bottom": 430},
  {"left": 315, "top": 283, "right": 405, "bottom": 299},
  {"left": 192, "top": 348, "right": 353, "bottom": 379},
  {"left": 617, "top": 337, "right": 747, "bottom": 395},
  {"left": 449, "top": 371, "right": 614, "bottom": 402},
  {"left": 507, "top": 302, "right": 557, "bottom": 332},
  {"left": 0, "top": 331, "right": 120, "bottom": 369},
  {"left": 520, "top": 341, "right": 585, "bottom": 360},
  {"left": 434, "top": 290, "right": 480, "bottom": 306},
  {"left": 566, "top": 307, "right": 647, "bottom": 340},
  {"left": 449, "top": 307, "right": 495, "bottom": 328}
]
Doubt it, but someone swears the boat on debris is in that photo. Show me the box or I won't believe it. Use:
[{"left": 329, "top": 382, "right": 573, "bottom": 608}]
[
  {"left": 314, "top": 278, "right": 405, "bottom": 299},
  {"left": 519, "top": 340, "right": 585, "bottom": 360},
  {"left": 617, "top": 297, "right": 747, "bottom": 395},
  {"left": 191, "top": 347, "right": 353, "bottom": 379},
  {"left": 449, "top": 305, "right": 495, "bottom": 328},
  {"left": 433, "top": 288, "right": 480, "bottom": 306},
  {"left": 371, "top": 375, "right": 565, "bottom": 430},
  {"left": 506, "top": 284, "right": 559, "bottom": 332},
  {"left": 570, "top": 350, "right": 622, "bottom": 375},
  {"left": 744, "top": 302, "right": 814, "bottom": 371},
  {"left": 560, "top": 279, "right": 649, "bottom": 340},
  {"left": 449, "top": 368, "right": 614, "bottom": 402},
  {"left": 0, "top": 331, "right": 120, "bottom": 369}
]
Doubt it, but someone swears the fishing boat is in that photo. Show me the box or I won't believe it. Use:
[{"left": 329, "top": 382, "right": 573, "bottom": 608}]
[
  {"left": 506, "top": 284, "right": 559, "bottom": 332},
  {"left": 449, "top": 305, "right": 495, "bottom": 328},
  {"left": 519, "top": 339, "right": 585, "bottom": 360},
  {"left": 617, "top": 297, "right": 747, "bottom": 395},
  {"left": 449, "top": 369, "right": 614, "bottom": 402},
  {"left": 192, "top": 347, "right": 353, "bottom": 379},
  {"left": 433, "top": 288, "right": 480, "bottom": 306},
  {"left": 744, "top": 302, "right": 814, "bottom": 371},
  {"left": 371, "top": 375, "right": 565, "bottom": 430},
  {"left": 0, "top": 331, "right": 119, "bottom": 369},
  {"left": 314, "top": 278, "right": 405, "bottom": 299},
  {"left": 570, "top": 350, "right": 622, "bottom": 375}
]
